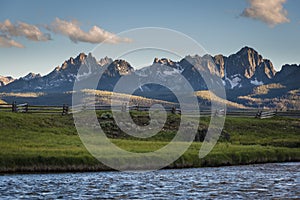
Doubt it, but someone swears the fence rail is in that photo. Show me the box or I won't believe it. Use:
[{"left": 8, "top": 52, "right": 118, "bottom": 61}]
[
  {"left": 255, "top": 110, "right": 277, "bottom": 119},
  {"left": 1, "top": 102, "right": 300, "bottom": 118},
  {"left": 0, "top": 102, "right": 70, "bottom": 115}
]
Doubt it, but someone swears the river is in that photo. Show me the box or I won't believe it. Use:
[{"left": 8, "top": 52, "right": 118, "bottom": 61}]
[{"left": 0, "top": 162, "right": 299, "bottom": 199}]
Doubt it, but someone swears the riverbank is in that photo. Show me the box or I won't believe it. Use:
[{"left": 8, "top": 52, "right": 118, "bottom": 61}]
[{"left": 0, "top": 112, "right": 299, "bottom": 173}]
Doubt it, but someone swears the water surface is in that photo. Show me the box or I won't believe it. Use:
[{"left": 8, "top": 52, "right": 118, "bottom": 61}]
[{"left": 0, "top": 162, "right": 299, "bottom": 199}]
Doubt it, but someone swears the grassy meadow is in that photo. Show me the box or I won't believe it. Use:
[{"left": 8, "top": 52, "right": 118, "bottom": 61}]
[{"left": 0, "top": 111, "right": 299, "bottom": 173}]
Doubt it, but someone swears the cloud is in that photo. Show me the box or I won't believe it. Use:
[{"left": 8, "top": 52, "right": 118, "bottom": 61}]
[
  {"left": 48, "top": 18, "right": 132, "bottom": 44},
  {"left": 0, "top": 18, "right": 131, "bottom": 48},
  {"left": 241, "top": 0, "right": 290, "bottom": 27},
  {"left": 0, "top": 35, "right": 24, "bottom": 48},
  {"left": 0, "top": 19, "right": 51, "bottom": 41}
]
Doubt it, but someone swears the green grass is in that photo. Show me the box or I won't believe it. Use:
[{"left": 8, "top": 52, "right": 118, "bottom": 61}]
[
  {"left": 0, "top": 111, "right": 299, "bottom": 173},
  {"left": 98, "top": 111, "right": 300, "bottom": 147},
  {"left": 225, "top": 116, "right": 300, "bottom": 147},
  {"left": 0, "top": 112, "right": 101, "bottom": 172}
]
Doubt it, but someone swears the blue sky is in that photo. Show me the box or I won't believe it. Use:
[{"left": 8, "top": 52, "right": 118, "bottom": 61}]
[{"left": 0, "top": 0, "right": 299, "bottom": 77}]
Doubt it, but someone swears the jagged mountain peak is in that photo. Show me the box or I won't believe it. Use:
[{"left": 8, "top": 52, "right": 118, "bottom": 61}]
[
  {"left": 234, "top": 46, "right": 263, "bottom": 65},
  {"left": 53, "top": 52, "right": 99, "bottom": 73},
  {"left": 77, "top": 52, "right": 87, "bottom": 62},
  {"left": 237, "top": 46, "right": 257, "bottom": 54},
  {"left": 153, "top": 57, "right": 176, "bottom": 66},
  {"left": 107, "top": 59, "right": 134, "bottom": 76},
  {"left": 202, "top": 54, "right": 213, "bottom": 59},
  {"left": 22, "top": 72, "right": 41, "bottom": 81},
  {"left": 112, "top": 59, "right": 131, "bottom": 65},
  {"left": 224, "top": 46, "right": 275, "bottom": 85},
  {"left": 183, "top": 54, "right": 201, "bottom": 61},
  {"left": 61, "top": 52, "right": 85, "bottom": 66},
  {"left": 99, "top": 56, "right": 113, "bottom": 66},
  {"left": 180, "top": 54, "right": 219, "bottom": 76},
  {"left": 180, "top": 55, "right": 200, "bottom": 67},
  {"left": 233, "top": 46, "right": 262, "bottom": 61},
  {"left": 0, "top": 47, "right": 299, "bottom": 100}
]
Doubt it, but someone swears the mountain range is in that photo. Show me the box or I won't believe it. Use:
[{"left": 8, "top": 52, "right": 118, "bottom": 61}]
[{"left": 1, "top": 46, "right": 299, "bottom": 109}]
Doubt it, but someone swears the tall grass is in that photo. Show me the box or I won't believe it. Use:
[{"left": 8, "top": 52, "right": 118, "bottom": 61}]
[{"left": 0, "top": 112, "right": 299, "bottom": 173}]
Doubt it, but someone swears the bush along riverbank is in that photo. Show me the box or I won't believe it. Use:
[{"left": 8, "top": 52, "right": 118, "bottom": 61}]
[{"left": 0, "top": 111, "right": 299, "bottom": 173}]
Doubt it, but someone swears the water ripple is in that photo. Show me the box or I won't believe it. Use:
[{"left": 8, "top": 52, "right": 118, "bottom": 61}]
[{"left": 0, "top": 162, "right": 299, "bottom": 199}]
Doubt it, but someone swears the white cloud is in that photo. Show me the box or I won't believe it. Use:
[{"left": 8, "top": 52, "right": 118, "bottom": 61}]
[
  {"left": 0, "top": 19, "right": 51, "bottom": 41},
  {"left": 48, "top": 18, "right": 132, "bottom": 44},
  {"left": 0, "top": 35, "right": 24, "bottom": 48},
  {"left": 241, "top": 0, "right": 290, "bottom": 27},
  {"left": 0, "top": 18, "right": 132, "bottom": 48}
]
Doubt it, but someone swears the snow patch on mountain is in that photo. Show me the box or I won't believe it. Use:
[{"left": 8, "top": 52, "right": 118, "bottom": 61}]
[
  {"left": 226, "top": 74, "right": 242, "bottom": 89},
  {"left": 251, "top": 78, "right": 264, "bottom": 86},
  {"left": 222, "top": 80, "right": 226, "bottom": 86}
]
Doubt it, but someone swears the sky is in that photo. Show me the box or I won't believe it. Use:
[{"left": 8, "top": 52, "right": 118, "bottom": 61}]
[{"left": 0, "top": 0, "right": 300, "bottom": 78}]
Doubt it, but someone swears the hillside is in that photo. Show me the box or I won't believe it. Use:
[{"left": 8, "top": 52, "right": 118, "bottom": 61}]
[
  {"left": 73, "top": 89, "right": 175, "bottom": 106},
  {"left": 0, "top": 89, "right": 176, "bottom": 106},
  {"left": 194, "top": 90, "right": 247, "bottom": 109},
  {"left": 237, "top": 85, "right": 300, "bottom": 110}
]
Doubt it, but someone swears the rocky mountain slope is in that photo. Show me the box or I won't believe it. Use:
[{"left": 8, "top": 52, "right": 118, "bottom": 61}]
[
  {"left": 0, "top": 76, "right": 15, "bottom": 87},
  {"left": 0, "top": 46, "right": 299, "bottom": 109}
]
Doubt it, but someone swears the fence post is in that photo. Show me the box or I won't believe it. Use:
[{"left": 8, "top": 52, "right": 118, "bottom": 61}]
[
  {"left": 25, "top": 103, "right": 28, "bottom": 113},
  {"left": 255, "top": 110, "right": 262, "bottom": 118},
  {"left": 62, "top": 104, "right": 68, "bottom": 115},
  {"left": 171, "top": 106, "right": 176, "bottom": 114},
  {"left": 62, "top": 104, "right": 66, "bottom": 115},
  {"left": 121, "top": 103, "right": 127, "bottom": 112},
  {"left": 214, "top": 110, "right": 218, "bottom": 117},
  {"left": 12, "top": 101, "right": 17, "bottom": 112}
]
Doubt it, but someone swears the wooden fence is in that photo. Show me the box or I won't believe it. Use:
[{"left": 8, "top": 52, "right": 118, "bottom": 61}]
[
  {"left": 1, "top": 102, "right": 300, "bottom": 118},
  {"left": 255, "top": 110, "right": 277, "bottom": 119},
  {"left": 0, "top": 102, "right": 70, "bottom": 115}
]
